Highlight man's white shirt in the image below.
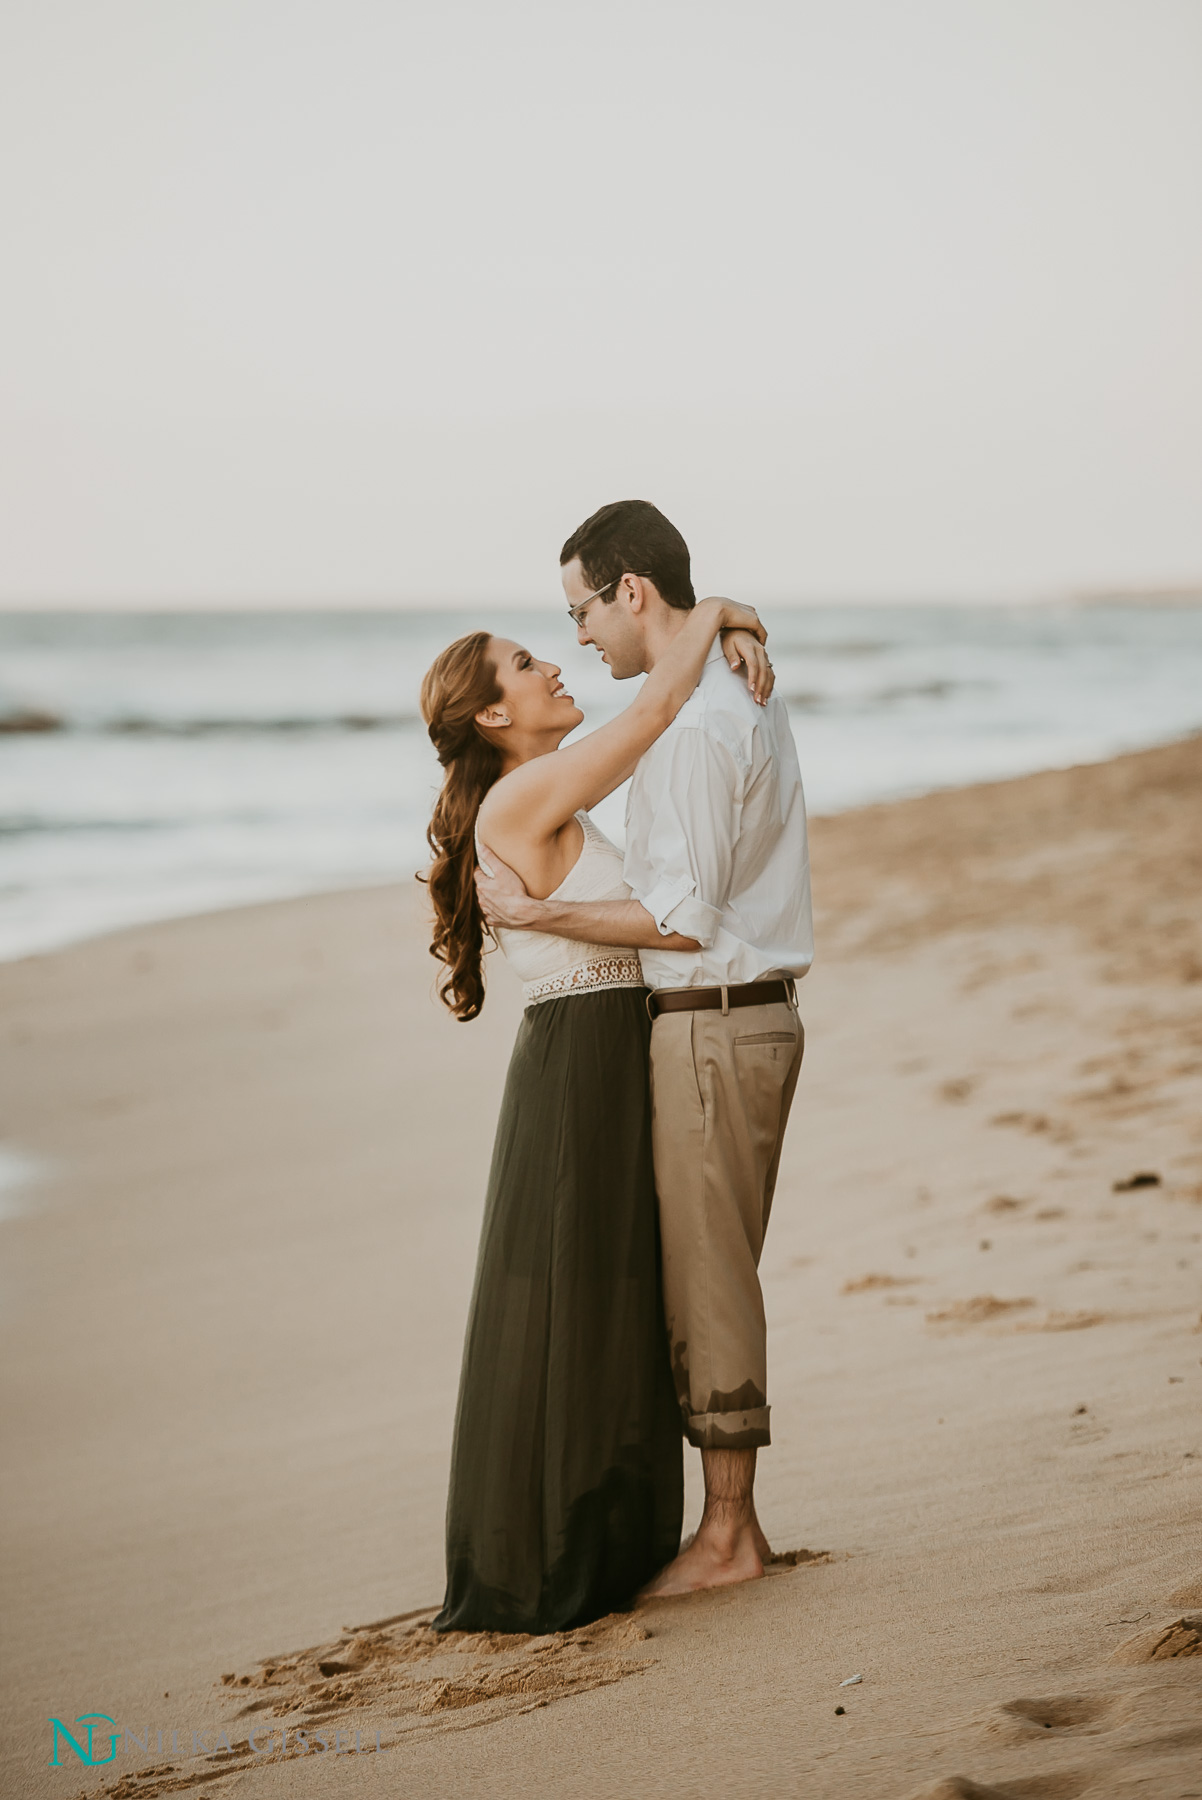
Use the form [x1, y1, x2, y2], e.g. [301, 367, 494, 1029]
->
[623, 637, 814, 991]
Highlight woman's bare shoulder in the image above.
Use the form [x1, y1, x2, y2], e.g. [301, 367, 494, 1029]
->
[476, 767, 528, 834]
[475, 771, 553, 859]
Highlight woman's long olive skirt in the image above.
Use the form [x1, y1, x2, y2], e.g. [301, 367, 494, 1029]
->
[433, 986, 684, 1634]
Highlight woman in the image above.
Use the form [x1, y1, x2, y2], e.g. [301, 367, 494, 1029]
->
[420, 597, 771, 1633]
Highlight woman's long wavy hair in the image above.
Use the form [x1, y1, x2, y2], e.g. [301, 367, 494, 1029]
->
[418, 631, 504, 1021]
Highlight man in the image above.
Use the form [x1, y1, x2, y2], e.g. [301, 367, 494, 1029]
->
[476, 499, 813, 1595]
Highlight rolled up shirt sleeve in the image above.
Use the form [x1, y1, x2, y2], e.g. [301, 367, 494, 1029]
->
[626, 727, 742, 949]
[660, 887, 723, 947]
[639, 869, 701, 936]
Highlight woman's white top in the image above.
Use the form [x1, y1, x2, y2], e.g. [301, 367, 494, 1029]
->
[477, 810, 645, 1007]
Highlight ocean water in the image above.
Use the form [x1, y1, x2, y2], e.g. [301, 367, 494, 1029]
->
[2, 604, 1200, 962]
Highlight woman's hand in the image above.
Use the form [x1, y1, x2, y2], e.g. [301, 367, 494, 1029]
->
[721, 628, 774, 704]
[697, 596, 773, 703]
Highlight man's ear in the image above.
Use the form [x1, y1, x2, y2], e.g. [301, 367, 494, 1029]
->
[623, 573, 648, 615]
[475, 705, 511, 731]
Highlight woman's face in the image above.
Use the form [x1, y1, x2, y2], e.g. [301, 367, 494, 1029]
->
[485, 638, 585, 742]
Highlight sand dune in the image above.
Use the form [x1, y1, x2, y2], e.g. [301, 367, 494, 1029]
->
[2, 735, 1200, 1798]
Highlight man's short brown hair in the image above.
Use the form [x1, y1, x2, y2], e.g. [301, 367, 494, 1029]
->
[560, 499, 696, 611]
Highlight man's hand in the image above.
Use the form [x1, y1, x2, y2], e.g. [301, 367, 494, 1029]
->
[476, 844, 543, 931]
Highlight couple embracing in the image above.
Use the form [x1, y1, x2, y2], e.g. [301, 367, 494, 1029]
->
[420, 499, 813, 1633]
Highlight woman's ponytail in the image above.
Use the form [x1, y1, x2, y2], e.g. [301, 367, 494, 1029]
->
[418, 632, 503, 1021]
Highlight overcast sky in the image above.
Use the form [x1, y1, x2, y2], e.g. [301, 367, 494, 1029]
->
[2, 1, 1200, 607]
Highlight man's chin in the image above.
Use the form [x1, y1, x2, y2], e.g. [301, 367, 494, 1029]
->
[595, 646, 637, 679]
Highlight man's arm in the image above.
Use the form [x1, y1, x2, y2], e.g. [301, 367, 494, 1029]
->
[477, 878, 700, 952]
[624, 727, 741, 948]
[477, 724, 741, 956]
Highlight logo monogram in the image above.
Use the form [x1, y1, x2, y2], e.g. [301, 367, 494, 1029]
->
[48, 1713, 118, 1766]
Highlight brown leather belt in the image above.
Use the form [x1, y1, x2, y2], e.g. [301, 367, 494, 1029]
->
[646, 978, 796, 1020]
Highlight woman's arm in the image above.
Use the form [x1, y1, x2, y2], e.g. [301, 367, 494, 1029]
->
[478, 598, 766, 849]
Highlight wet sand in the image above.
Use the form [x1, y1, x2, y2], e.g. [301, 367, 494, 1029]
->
[2, 735, 1200, 1799]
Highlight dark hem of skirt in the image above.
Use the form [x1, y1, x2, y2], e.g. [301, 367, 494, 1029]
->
[433, 986, 683, 1636]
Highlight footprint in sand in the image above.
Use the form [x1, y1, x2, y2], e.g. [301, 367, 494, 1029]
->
[926, 1296, 1036, 1326]
[939, 1077, 978, 1103]
[910, 1578, 1202, 1800]
[842, 1272, 923, 1294]
[986, 1692, 1123, 1744]
[77, 1614, 662, 1800]
[111, 1602, 664, 1800]
[909, 1676, 1202, 1800]
[989, 1110, 1077, 1146]
[1015, 1310, 1110, 1333]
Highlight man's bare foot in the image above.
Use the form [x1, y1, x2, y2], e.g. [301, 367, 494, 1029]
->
[638, 1523, 764, 1599]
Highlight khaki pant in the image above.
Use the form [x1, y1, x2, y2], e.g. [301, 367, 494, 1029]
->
[649, 995, 804, 1450]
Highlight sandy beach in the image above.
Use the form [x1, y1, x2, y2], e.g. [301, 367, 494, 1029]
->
[3, 734, 1200, 1800]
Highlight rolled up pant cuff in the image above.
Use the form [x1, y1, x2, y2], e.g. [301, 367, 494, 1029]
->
[685, 1404, 771, 1450]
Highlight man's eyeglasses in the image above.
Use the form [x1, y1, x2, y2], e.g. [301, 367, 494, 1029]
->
[566, 573, 651, 630]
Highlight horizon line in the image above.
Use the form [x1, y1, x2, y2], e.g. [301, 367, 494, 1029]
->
[2, 583, 1201, 615]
